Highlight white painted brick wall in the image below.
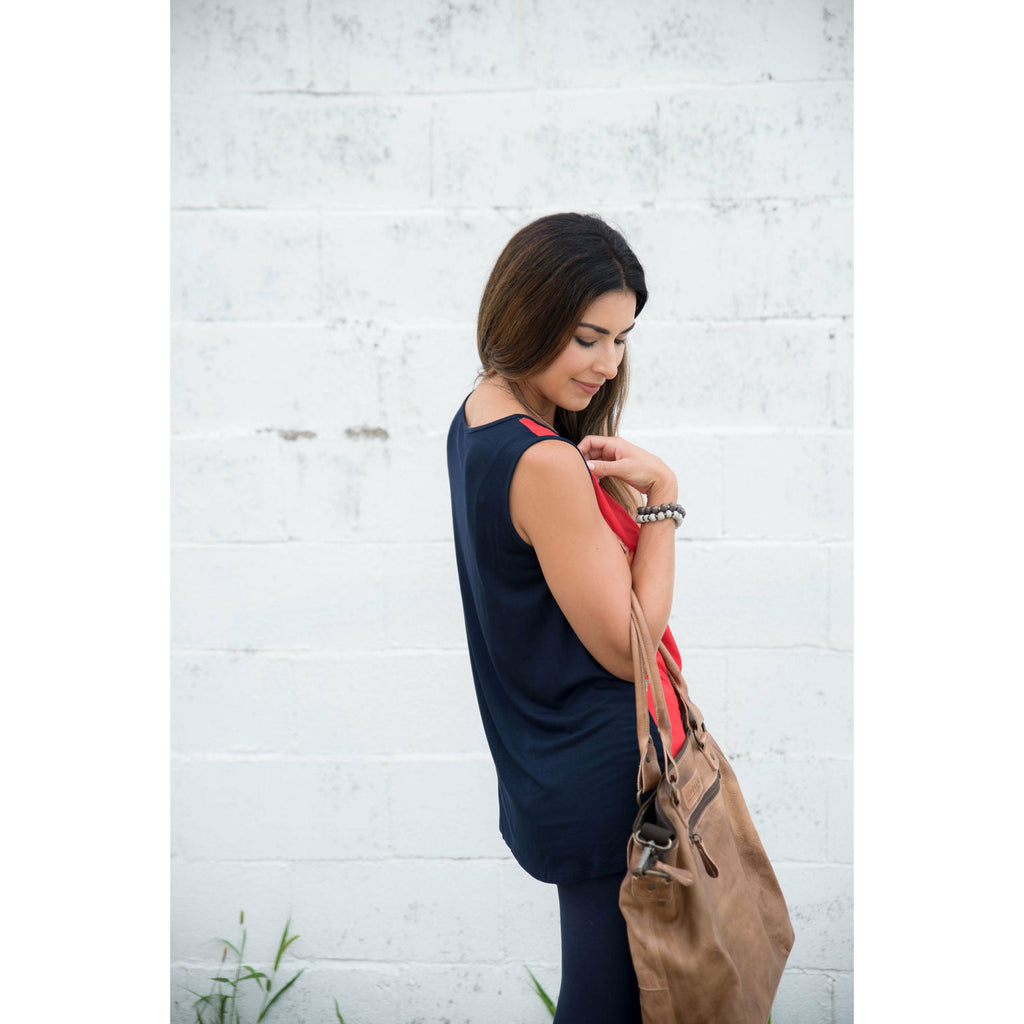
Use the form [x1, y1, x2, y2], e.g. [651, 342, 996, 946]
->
[171, 2, 853, 1021]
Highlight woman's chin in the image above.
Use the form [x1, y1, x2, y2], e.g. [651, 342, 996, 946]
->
[563, 393, 595, 411]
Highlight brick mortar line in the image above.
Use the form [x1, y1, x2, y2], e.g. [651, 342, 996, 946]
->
[171, 855, 514, 866]
[170, 538, 852, 549]
[172, 78, 853, 101]
[172, 752, 492, 763]
[170, 194, 855, 213]
[169, 855, 850, 867]
[170, 314, 851, 328]
[169, 643, 850, 655]
[170, 643, 853, 655]
[170, 750, 852, 762]
[171, 856, 849, 866]
[169, 195, 853, 216]
[170, 752, 850, 765]
[783, 967, 854, 975]
[170, 315, 852, 328]
[171, 647, 472, 658]
[170, 534, 852, 544]
[173, 958, 852, 972]
[169, 426, 853, 441]
[171, 957, 542, 970]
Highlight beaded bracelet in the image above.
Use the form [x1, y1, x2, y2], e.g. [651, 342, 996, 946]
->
[635, 503, 686, 529]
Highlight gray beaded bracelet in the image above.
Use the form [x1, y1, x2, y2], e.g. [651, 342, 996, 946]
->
[635, 502, 686, 529]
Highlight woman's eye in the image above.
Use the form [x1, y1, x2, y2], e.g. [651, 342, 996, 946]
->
[574, 335, 628, 348]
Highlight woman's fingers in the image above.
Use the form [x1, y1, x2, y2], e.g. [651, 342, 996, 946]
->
[585, 454, 660, 493]
[579, 434, 675, 496]
[585, 458, 620, 479]
[578, 434, 637, 464]
[577, 435, 617, 461]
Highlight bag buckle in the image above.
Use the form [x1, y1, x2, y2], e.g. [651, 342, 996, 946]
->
[633, 831, 674, 876]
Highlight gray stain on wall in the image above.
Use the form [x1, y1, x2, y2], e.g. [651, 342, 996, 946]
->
[345, 426, 389, 440]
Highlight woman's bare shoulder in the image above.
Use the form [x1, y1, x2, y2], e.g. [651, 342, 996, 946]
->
[509, 438, 599, 544]
[514, 433, 588, 480]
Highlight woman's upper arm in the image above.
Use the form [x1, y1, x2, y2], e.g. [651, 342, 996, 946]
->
[509, 440, 633, 679]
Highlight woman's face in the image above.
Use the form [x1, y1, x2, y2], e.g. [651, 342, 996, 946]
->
[522, 289, 636, 420]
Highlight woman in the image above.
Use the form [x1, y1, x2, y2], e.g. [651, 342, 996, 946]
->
[446, 213, 688, 1023]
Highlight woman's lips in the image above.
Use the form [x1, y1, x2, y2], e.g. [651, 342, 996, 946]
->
[573, 379, 601, 395]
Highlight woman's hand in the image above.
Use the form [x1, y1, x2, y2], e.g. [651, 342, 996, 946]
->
[578, 435, 677, 502]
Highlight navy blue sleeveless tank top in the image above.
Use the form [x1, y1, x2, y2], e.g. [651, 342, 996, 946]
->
[447, 399, 663, 884]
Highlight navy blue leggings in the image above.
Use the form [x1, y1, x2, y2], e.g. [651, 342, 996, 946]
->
[553, 872, 643, 1023]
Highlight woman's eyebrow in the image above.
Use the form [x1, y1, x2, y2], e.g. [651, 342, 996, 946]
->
[578, 321, 636, 335]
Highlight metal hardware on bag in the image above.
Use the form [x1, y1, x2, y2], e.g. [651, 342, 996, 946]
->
[686, 708, 704, 748]
[691, 832, 720, 878]
[636, 844, 656, 875]
[665, 753, 681, 805]
[634, 831, 674, 876]
[639, 869, 671, 882]
[635, 829, 674, 847]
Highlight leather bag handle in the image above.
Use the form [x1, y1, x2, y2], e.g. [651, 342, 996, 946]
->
[630, 593, 716, 800]
[656, 640, 708, 745]
[631, 593, 669, 796]
[630, 591, 681, 799]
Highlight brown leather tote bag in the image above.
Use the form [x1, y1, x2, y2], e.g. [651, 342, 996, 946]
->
[619, 593, 795, 1023]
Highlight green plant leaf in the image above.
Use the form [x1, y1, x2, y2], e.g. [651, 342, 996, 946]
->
[216, 938, 242, 957]
[256, 968, 304, 1022]
[239, 967, 269, 989]
[525, 967, 556, 1017]
[334, 997, 345, 1023]
[273, 921, 301, 972]
[191, 993, 216, 1014]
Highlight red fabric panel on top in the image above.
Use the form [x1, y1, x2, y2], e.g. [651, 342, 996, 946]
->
[517, 417, 686, 756]
[518, 417, 558, 437]
[590, 477, 686, 756]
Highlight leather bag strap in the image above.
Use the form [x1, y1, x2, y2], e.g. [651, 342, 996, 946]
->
[657, 639, 712, 751]
[630, 591, 678, 798]
[655, 642, 695, 732]
[631, 595, 667, 795]
[630, 592, 719, 798]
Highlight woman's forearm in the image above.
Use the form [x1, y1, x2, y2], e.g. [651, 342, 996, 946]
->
[628, 474, 678, 646]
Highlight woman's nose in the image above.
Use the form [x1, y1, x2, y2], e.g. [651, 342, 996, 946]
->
[593, 342, 619, 379]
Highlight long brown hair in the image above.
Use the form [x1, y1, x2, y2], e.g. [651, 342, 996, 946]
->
[477, 212, 648, 511]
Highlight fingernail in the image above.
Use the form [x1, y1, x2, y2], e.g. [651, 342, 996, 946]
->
[586, 461, 595, 470]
